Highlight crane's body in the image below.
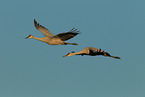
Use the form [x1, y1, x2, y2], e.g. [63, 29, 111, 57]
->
[63, 47, 120, 59]
[27, 35, 76, 45]
[25, 19, 79, 45]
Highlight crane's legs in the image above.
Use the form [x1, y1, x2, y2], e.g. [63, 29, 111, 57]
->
[64, 42, 78, 45]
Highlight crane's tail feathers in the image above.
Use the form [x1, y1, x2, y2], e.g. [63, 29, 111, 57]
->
[110, 56, 121, 59]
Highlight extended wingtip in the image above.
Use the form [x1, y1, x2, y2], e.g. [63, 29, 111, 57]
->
[34, 19, 39, 29]
[34, 19, 36, 23]
[70, 28, 80, 33]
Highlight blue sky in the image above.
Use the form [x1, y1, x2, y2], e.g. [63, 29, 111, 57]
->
[1, 0, 145, 97]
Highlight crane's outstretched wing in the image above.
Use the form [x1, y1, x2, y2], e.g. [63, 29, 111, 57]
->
[54, 28, 79, 41]
[89, 47, 121, 59]
[34, 19, 54, 37]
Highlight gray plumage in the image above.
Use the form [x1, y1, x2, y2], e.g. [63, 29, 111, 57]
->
[63, 47, 121, 59]
[25, 19, 79, 45]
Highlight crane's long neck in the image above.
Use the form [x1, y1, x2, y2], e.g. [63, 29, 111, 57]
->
[31, 36, 46, 42]
[68, 51, 85, 56]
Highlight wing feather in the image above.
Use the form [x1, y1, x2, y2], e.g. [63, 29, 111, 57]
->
[54, 28, 79, 41]
[34, 19, 54, 37]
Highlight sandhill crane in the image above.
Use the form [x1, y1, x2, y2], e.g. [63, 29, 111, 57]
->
[25, 19, 79, 45]
[63, 47, 120, 59]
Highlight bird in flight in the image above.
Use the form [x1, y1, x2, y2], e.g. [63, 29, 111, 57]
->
[25, 19, 79, 45]
[63, 47, 120, 59]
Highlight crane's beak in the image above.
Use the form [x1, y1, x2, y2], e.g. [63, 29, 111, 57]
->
[25, 36, 29, 39]
[63, 55, 67, 57]
[63, 53, 70, 57]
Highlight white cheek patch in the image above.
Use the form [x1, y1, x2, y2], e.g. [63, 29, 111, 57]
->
[29, 35, 33, 38]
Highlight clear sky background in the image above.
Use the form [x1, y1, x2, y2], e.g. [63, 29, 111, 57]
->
[1, 0, 145, 97]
